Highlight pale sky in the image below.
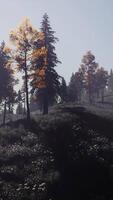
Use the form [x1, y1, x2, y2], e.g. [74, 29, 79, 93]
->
[0, 0, 113, 83]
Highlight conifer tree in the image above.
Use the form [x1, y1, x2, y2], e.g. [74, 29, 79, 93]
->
[68, 71, 84, 102]
[60, 77, 67, 102]
[32, 13, 61, 114]
[68, 73, 78, 102]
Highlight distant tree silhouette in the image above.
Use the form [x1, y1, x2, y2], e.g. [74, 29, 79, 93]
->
[95, 67, 108, 103]
[68, 73, 78, 102]
[108, 69, 113, 93]
[16, 90, 23, 114]
[0, 42, 15, 124]
[68, 71, 84, 102]
[60, 77, 67, 103]
[80, 51, 98, 104]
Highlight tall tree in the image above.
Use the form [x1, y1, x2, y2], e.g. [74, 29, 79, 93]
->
[68, 71, 84, 102]
[80, 51, 98, 104]
[68, 73, 77, 102]
[16, 90, 23, 114]
[74, 71, 84, 102]
[31, 13, 61, 114]
[60, 77, 67, 103]
[10, 18, 43, 121]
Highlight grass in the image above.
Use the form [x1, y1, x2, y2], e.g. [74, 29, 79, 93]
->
[0, 103, 113, 199]
[0, 123, 55, 200]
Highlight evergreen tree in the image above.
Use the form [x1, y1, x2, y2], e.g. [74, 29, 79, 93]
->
[32, 13, 61, 114]
[68, 73, 78, 102]
[68, 71, 84, 102]
[60, 77, 67, 102]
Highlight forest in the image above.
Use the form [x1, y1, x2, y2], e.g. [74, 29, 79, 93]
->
[0, 13, 113, 124]
[0, 12, 113, 200]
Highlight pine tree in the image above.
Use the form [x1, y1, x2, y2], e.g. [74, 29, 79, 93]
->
[68, 71, 84, 102]
[31, 13, 61, 114]
[60, 77, 67, 102]
[68, 73, 77, 102]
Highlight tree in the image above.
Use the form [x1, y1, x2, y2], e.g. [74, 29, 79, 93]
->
[68, 71, 84, 102]
[6, 88, 17, 114]
[80, 51, 98, 104]
[68, 73, 77, 102]
[60, 77, 67, 103]
[10, 18, 43, 121]
[16, 90, 23, 114]
[95, 67, 108, 103]
[0, 42, 15, 124]
[31, 13, 61, 114]
[108, 69, 113, 93]
[74, 71, 84, 102]
[16, 103, 24, 115]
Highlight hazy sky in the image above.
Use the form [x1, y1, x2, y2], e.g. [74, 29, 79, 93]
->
[1, 0, 113, 83]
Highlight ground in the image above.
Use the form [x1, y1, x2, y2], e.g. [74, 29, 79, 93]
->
[0, 103, 113, 199]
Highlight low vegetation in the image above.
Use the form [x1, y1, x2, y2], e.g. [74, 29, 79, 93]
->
[0, 105, 112, 199]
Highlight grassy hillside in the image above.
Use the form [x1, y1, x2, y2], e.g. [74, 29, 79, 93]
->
[0, 104, 113, 199]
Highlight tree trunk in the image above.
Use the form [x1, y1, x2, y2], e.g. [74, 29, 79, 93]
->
[23, 99, 26, 115]
[3, 100, 6, 125]
[8, 102, 11, 113]
[43, 88, 48, 115]
[24, 51, 30, 122]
